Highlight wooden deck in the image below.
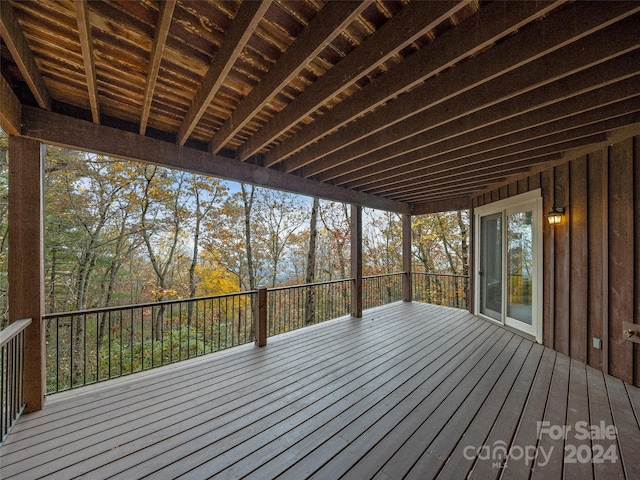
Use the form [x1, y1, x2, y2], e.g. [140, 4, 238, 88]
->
[2, 302, 639, 479]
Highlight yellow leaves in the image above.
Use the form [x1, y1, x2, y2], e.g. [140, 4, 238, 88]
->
[196, 253, 239, 296]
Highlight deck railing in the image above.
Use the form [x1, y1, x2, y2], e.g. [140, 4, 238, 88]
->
[43, 292, 255, 393]
[43, 272, 470, 393]
[1, 318, 31, 445]
[363, 273, 404, 309]
[412, 272, 469, 309]
[268, 279, 351, 336]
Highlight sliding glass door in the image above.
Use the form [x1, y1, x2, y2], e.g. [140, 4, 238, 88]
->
[475, 191, 542, 341]
[479, 213, 502, 321]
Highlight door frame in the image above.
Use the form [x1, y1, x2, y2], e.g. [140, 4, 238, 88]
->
[474, 189, 543, 343]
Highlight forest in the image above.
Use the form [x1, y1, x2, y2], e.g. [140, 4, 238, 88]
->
[0, 129, 469, 325]
[1, 131, 469, 391]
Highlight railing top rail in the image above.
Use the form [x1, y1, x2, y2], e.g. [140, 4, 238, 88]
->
[412, 272, 469, 279]
[43, 290, 257, 319]
[0, 318, 32, 348]
[362, 272, 404, 279]
[267, 278, 353, 292]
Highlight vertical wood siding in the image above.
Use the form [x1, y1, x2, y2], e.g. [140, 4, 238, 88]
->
[473, 135, 640, 386]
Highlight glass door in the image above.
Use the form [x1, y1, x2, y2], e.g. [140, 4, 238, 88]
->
[475, 191, 542, 341]
[479, 213, 502, 321]
[505, 208, 535, 336]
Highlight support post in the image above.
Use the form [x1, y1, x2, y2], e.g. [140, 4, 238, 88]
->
[402, 214, 412, 302]
[351, 205, 363, 318]
[8, 136, 45, 412]
[254, 286, 267, 347]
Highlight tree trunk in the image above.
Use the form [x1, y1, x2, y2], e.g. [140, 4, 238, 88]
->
[241, 184, 256, 291]
[305, 197, 319, 325]
[188, 189, 202, 325]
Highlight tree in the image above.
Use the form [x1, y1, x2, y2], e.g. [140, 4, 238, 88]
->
[136, 166, 188, 339]
[362, 209, 402, 275]
[305, 197, 320, 325]
[318, 201, 350, 280]
[254, 189, 307, 288]
[241, 184, 257, 290]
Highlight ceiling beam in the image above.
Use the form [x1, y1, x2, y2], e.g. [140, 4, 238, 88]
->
[394, 123, 640, 202]
[177, 0, 270, 146]
[0, 1, 52, 110]
[473, 122, 640, 197]
[0, 75, 21, 136]
[139, 0, 176, 135]
[412, 197, 471, 216]
[338, 78, 640, 189]
[376, 130, 618, 198]
[412, 179, 520, 204]
[271, 0, 564, 170]
[235, 0, 470, 161]
[208, 1, 370, 154]
[289, 4, 640, 177]
[397, 164, 558, 202]
[20, 106, 409, 214]
[74, 0, 100, 123]
[363, 103, 640, 195]
[318, 61, 640, 189]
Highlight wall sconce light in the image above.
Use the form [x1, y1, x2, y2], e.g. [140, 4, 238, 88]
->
[545, 206, 564, 225]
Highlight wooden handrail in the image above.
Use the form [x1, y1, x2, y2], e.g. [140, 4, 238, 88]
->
[0, 318, 32, 349]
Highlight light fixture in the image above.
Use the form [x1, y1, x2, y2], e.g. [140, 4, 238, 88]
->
[545, 206, 564, 225]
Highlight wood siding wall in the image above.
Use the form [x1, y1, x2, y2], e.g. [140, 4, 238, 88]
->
[472, 136, 640, 387]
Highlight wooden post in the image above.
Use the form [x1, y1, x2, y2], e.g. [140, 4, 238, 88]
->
[8, 136, 45, 412]
[254, 287, 267, 347]
[402, 214, 412, 302]
[351, 205, 363, 318]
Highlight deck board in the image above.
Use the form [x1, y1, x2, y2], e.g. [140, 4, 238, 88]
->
[1, 302, 639, 480]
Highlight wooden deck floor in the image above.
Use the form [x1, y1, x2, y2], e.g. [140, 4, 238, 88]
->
[2, 302, 639, 480]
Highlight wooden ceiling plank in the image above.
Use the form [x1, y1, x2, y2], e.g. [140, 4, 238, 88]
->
[360, 101, 640, 194]
[74, 0, 100, 123]
[386, 136, 605, 200]
[0, 1, 52, 110]
[393, 164, 557, 202]
[177, 0, 271, 146]
[308, 29, 640, 184]
[21, 106, 409, 214]
[473, 122, 640, 197]
[272, 0, 563, 171]
[411, 197, 472, 216]
[235, 0, 469, 161]
[290, 5, 640, 178]
[370, 125, 625, 197]
[407, 180, 516, 203]
[402, 184, 513, 204]
[0, 75, 22, 136]
[337, 79, 640, 189]
[208, 1, 369, 155]
[139, 0, 176, 135]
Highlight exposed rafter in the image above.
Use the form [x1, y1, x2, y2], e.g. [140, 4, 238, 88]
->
[2, 0, 639, 213]
[0, 75, 21, 135]
[74, 0, 100, 124]
[270, 0, 564, 171]
[0, 1, 52, 110]
[139, 0, 176, 135]
[343, 91, 640, 191]
[208, 0, 371, 154]
[177, 0, 270, 146]
[235, 0, 471, 161]
[290, 5, 640, 178]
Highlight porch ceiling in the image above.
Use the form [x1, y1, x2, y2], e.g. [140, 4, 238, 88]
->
[1, 1, 639, 214]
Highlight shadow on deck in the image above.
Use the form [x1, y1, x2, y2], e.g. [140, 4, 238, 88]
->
[1, 302, 639, 479]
